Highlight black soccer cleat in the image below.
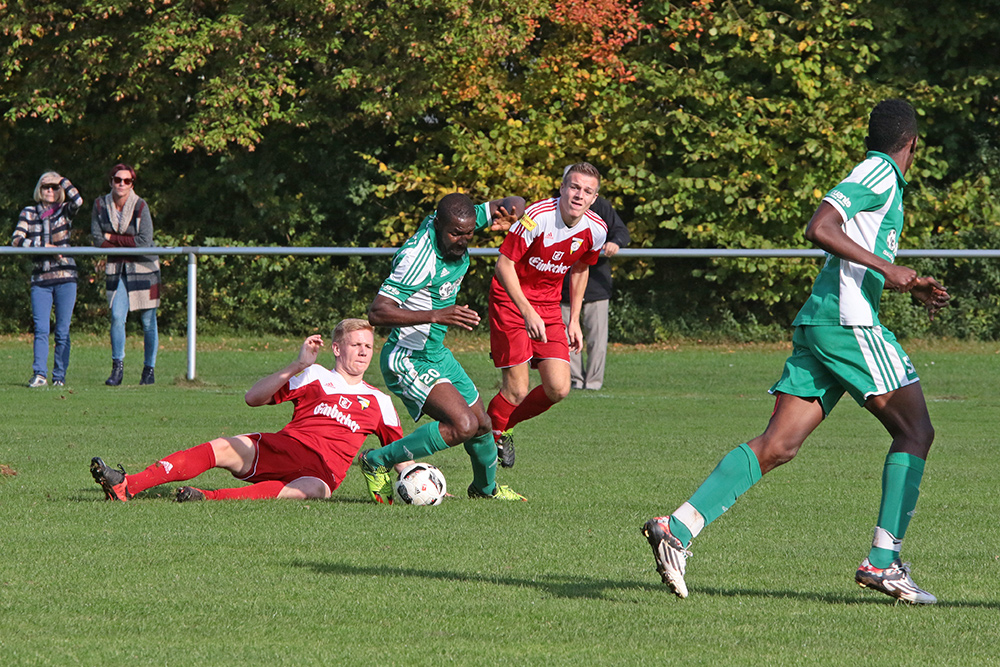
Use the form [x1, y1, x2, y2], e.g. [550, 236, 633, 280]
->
[90, 456, 132, 501]
[175, 486, 206, 503]
[494, 429, 515, 469]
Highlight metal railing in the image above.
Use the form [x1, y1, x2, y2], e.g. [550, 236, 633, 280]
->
[4, 245, 998, 379]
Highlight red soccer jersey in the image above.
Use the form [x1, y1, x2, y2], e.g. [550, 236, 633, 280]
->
[272, 364, 403, 484]
[493, 197, 608, 306]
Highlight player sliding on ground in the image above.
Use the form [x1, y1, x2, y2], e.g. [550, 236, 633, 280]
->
[90, 319, 405, 502]
[643, 99, 950, 604]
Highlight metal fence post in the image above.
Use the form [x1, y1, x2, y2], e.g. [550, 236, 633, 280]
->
[187, 251, 197, 380]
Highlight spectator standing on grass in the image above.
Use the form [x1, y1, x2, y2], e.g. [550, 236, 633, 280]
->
[90, 319, 404, 502]
[559, 193, 631, 391]
[642, 99, 950, 604]
[91, 163, 160, 386]
[11, 172, 83, 388]
[360, 192, 528, 503]
[485, 162, 608, 469]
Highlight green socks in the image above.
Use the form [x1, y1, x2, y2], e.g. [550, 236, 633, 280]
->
[366, 421, 449, 468]
[670, 443, 763, 547]
[464, 431, 498, 494]
[868, 452, 925, 568]
[365, 422, 498, 495]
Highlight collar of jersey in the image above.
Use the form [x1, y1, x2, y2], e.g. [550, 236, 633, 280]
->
[865, 151, 908, 188]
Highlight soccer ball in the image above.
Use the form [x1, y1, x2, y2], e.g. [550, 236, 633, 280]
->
[394, 463, 447, 506]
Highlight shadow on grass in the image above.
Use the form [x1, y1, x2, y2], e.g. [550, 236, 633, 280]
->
[289, 560, 1000, 609]
[290, 559, 659, 600]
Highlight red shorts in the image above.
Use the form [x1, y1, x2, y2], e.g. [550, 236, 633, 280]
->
[235, 432, 339, 491]
[489, 293, 569, 368]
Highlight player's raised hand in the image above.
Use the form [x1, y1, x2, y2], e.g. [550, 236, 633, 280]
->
[298, 334, 324, 366]
[437, 304, 481, 330]
[910, 276, 951, 321]
[489, 205, 520, 232]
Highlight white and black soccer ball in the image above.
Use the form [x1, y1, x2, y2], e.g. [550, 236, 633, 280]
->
[394, 463, 447, 506]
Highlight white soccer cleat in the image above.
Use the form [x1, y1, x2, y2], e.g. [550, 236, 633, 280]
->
[855, 557, 937, 605]
[643, 516, 692, 599]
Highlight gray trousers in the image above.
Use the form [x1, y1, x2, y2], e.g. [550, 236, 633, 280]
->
[560, 299, 609, 390]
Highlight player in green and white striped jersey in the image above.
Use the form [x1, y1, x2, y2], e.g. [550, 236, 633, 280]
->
[644, 99, 951, 604]
[362, 192, 527, 503]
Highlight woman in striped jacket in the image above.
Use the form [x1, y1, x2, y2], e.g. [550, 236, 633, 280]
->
[11, 172, 83, 388]
[91, 163, 161, 387]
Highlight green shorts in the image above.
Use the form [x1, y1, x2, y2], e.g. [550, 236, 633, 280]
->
[379, 341, 480, 422]
[770, 324, 919, 416]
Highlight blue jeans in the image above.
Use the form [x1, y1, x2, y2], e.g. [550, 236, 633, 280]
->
[110, 277, 158, 368]
[30, 281, 77, 381]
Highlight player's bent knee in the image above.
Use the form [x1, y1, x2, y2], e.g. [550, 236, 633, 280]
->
[281, 476, 331, 500]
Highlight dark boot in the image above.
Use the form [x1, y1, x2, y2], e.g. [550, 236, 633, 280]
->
[139, 365, 155, 385]
[105, 360, 124, 386]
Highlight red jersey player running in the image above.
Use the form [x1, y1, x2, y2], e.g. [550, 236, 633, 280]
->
[90, 319, 404, 502]
[487, 162, 607, 468]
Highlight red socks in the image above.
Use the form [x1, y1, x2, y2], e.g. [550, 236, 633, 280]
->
[201, 481, 286, 500]
[507, 385, 556, 430]
[487, 392, 518, 433]
[127, 442, 216, 494]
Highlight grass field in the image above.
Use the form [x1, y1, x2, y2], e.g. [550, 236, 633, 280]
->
[2, 333, 999, 665]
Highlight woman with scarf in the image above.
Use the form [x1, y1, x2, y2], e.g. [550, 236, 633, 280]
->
[11, 172, 84, 388]
[91, 163, 161, 386]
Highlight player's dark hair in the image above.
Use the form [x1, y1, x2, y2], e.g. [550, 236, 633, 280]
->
[865, 99, 918, 154]
[436, 192, 476, 225]
[562, 162, 601, 190]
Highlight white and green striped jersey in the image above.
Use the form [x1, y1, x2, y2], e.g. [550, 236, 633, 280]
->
[378, 203, 490, 352]
[793, 151, 908, 327]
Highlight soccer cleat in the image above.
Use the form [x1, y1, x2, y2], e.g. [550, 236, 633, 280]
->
[359, 449, 393, 504]
[642, 516, 692, 599]
[175, 486, 206, 502]
[494, 429, 515, 469]
[90, 456, 132, 501]
[28, 374, 47, 388]
[855, 557, 937, 604]
[467, 483, 527, 501]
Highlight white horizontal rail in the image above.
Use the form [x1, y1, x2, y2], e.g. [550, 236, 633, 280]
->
[3, 245, 997, 379]
[4, 246, 1000, 258]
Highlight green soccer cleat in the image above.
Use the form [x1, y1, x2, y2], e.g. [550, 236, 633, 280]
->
[494, 429, 515, 469]
[467, 483, 526, 501]
[359, 449, 393, 504]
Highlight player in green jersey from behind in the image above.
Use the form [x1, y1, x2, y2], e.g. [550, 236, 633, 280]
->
[643, 99, 950, 604]
[362, 192, 527, 503]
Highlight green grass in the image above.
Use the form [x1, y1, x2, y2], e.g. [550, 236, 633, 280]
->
[2, 334, 999, 665]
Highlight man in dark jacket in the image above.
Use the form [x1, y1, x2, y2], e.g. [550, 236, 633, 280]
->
[559, 195, 630, 390]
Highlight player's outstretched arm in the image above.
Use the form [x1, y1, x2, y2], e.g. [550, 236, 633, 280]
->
[487, 196, 526, 232]
[804, 202, 917, 291]
[368, 294, 481, 331]
[244, 334, 323, 406]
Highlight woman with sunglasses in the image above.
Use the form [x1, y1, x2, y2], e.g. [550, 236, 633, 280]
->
[11, 172, 84, 388]
[91, 163, 161, 386]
